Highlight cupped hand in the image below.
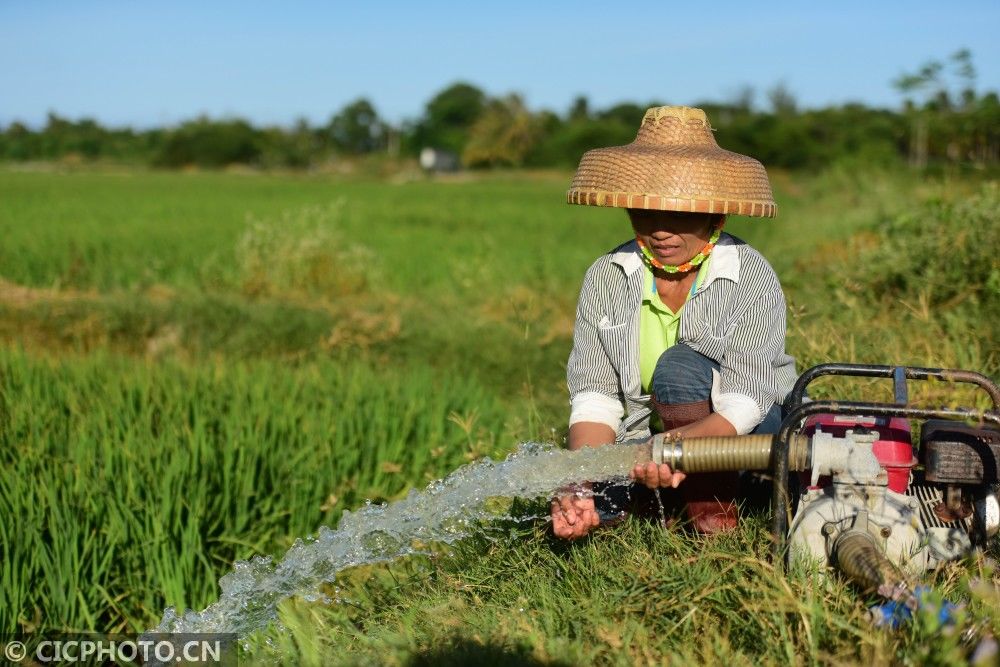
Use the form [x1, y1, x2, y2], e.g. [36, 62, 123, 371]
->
[631, 460, 686, 489]
[550, 484, 600, 539]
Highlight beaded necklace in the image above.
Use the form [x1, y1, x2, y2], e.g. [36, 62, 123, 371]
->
[635, 222, 724, 274]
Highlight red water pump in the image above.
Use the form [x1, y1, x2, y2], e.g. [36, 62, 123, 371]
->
[647, 363, 1000, 598]
[772, 364, 1000, 575]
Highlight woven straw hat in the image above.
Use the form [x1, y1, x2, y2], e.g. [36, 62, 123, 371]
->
[567, 106, 776, 217]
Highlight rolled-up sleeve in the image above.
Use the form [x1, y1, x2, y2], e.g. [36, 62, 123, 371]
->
[714, 275, 787, 434]
[567, 262, 625, 431]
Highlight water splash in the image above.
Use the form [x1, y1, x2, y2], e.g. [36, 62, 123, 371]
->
[152, 441, 653, 637]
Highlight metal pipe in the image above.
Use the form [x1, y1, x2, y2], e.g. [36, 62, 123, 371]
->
[649, 433, 810, 473]
[785, 363, 1000, 413]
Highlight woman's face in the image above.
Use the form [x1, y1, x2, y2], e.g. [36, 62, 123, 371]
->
[628, 209, 720, 266]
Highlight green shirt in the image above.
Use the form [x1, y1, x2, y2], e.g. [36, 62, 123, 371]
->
[638, 256, 712, 395]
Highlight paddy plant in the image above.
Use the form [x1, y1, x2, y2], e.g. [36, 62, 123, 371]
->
[0, 348, 512, 633]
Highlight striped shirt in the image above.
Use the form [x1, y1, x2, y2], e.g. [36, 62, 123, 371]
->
[567, 232, 798, 441]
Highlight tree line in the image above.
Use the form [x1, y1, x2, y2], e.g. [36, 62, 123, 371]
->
[2, 51, 996, 172]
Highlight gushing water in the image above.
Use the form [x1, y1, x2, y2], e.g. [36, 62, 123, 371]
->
[152, 441, 652, 638]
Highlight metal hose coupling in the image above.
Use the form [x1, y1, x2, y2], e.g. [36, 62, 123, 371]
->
[649, 433, 810, 473]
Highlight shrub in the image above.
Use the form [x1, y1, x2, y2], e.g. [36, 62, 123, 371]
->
[865, 183, 999, 322]
[153, 118, 262, 168]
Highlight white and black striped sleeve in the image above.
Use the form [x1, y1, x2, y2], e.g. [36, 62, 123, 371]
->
[566, 260, 625, 430]
[714, 261, 787, 434]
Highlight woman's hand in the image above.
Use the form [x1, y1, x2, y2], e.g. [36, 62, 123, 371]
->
[633, 430, 688, 489]
[631, 460, 687, 489]
[550, 483, 600, 539]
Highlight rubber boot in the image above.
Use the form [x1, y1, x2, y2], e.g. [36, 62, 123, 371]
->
[652, 395, 740, 534]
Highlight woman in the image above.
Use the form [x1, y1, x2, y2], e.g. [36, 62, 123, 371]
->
[551, 106, 798, 539]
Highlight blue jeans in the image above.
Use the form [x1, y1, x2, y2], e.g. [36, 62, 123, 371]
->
[594, 342, 783, 521]
[651, 342, 783, 433]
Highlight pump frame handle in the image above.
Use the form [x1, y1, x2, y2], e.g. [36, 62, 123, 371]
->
[785, 363, 1000, 413]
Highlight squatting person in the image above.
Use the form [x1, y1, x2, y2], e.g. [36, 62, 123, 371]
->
[550, 106, 799, 538]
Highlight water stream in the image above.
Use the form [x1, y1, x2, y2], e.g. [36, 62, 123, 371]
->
[151, 441, 653, 638]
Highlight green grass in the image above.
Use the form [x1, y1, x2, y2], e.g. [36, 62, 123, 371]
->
[1, 164, 997, 663]
[253, 517, 996, 666]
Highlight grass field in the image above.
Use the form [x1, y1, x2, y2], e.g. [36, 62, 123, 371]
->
[1, 164, 998, 664]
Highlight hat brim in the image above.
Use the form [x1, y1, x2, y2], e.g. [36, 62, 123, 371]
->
[567, 142, 776, 218]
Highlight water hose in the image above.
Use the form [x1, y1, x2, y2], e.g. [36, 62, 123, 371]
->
[645, 433, 810, 473]
[832, 530, 912, 601]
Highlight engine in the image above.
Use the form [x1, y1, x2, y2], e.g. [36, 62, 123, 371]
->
[788, 413, 1000, 575]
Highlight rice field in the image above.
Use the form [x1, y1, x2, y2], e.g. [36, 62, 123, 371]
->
[1, 164, 997, 664]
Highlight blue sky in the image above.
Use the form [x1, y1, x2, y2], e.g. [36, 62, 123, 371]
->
[2, 0, 998, 129]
